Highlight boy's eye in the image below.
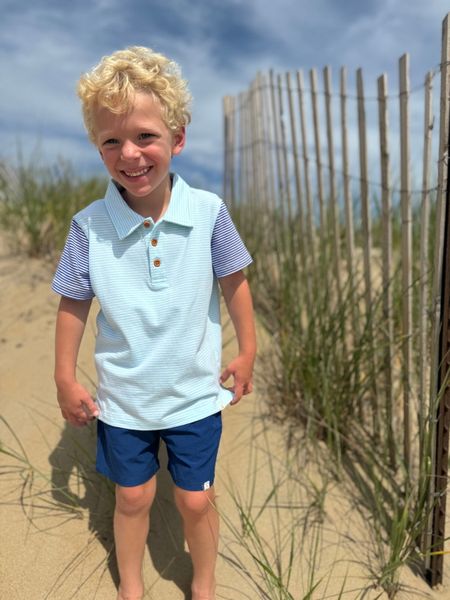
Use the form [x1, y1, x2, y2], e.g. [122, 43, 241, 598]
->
[139, 133, 157, 140]
[102, 138, 119, 146]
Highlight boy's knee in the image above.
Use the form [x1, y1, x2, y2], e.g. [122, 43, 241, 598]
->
[174, 487, 215, 518]
[115, 478, 156, 516]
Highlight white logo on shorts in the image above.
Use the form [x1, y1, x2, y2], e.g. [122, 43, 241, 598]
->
[203, 481, 210, 490]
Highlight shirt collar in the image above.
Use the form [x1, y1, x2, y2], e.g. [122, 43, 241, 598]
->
[162, 174, 194, 228]
[104, 173, 193, 240]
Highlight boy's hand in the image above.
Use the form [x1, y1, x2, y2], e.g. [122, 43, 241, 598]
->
[56, 381, 99, 427]
[220, 354, 254, 405]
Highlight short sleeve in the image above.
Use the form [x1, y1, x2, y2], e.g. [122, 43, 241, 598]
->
[211, 202, 252, 278]
[52, 220, 95, 300]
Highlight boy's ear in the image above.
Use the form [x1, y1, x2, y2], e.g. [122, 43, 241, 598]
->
[172, 127, 186, 157]
[98, 149, 104, 161]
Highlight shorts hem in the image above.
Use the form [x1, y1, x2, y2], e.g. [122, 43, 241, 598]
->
[96, 464, 159, 487]
[173, 477, 216, 492]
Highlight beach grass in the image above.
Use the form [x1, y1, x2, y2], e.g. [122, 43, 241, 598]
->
[233, 194, 440, 596]
[0, 158, 444, 597]
[0, 154, 106, 257]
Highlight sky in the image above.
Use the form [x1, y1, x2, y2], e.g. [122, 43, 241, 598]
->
[1, 0, 449, 195]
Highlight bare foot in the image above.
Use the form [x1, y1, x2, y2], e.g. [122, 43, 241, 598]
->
[191, 585, 216, 600]
[116, 586, 144, 600]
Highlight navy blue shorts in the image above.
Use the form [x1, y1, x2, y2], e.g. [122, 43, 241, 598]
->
[96, 412, 222, 491]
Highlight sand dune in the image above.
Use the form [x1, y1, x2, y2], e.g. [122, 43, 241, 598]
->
[0, 242, 449, 599]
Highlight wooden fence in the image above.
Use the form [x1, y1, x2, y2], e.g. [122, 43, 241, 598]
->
[223, 13, 450, 586]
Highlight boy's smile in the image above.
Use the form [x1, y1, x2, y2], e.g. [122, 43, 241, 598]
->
[94, 92, 185, 219]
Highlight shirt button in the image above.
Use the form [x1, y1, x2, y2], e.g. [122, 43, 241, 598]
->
[151, 238, 158, 247]
[153, 259, 161, 267]
[143, 221, 151, 228]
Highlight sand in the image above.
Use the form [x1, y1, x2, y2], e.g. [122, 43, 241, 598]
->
[0, 241, 449, 600]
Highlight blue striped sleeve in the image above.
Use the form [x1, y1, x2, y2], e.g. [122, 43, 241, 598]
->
[211, 202, 253, 278]
[52, 220, 95, 300]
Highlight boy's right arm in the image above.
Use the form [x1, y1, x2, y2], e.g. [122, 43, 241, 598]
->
[54, 296, 99, 427]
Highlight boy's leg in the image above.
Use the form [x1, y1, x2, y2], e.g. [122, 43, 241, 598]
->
[96, 421, 161, 599]
[174, 485, 219, 600]
[114, 476, 157, 600]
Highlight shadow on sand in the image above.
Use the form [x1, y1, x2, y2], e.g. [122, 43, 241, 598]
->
[48, 421, 193, 598]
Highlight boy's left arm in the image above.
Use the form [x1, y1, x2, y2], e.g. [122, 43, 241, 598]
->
[219, 270, 257, 405]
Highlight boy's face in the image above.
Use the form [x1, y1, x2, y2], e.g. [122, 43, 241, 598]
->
[94, 92, 185, 208]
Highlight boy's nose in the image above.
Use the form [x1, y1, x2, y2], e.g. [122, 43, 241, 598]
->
[121, 140, 140, 159]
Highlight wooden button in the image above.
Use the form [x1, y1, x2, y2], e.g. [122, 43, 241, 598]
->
[151, 238, 158, 247]
[153, 259, 161, 267]
[143, 221, 151, 228]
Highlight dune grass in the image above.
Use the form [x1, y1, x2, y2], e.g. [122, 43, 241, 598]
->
[0, 408, 379, 599]
[234, 196, 441, 597]
[0, 158, 444, 597]
[0, 154, 106, 257]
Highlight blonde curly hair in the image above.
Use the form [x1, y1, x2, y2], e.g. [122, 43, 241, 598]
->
[77, 46, 192, 143]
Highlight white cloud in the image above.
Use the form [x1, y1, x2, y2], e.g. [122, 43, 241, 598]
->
[0, 0, 448, 193]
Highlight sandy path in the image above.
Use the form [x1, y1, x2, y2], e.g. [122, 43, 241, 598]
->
[0, 244, 449, 599]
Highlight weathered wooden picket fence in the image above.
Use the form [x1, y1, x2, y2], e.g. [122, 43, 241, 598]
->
[223, 13, 450, 587]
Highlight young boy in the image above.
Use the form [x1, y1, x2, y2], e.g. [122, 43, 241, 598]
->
[52, 47, 256, 600]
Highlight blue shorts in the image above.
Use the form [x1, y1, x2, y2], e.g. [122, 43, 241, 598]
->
[96, 412, 222, 491]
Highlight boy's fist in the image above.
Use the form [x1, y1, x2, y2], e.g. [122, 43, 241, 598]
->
[220, 355, 254, 405]
[56, 381, 99, 427]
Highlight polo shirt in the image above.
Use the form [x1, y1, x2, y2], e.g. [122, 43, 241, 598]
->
[52, 173, 252, 430]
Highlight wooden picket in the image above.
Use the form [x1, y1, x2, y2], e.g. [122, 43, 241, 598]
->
[223, 13, 450, 586]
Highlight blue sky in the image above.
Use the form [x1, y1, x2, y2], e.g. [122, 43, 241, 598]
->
[1, 0, 449, 194]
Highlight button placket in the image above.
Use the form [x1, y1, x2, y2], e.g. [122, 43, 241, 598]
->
[147, 226, 166, 287]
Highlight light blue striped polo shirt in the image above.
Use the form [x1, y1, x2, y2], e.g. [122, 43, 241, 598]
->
[52, 173, 252, 430]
